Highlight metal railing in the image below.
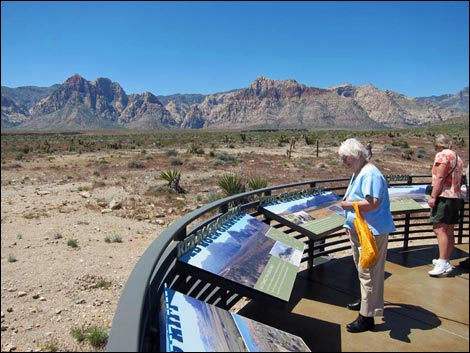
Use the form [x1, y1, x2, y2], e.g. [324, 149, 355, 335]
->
[106, 175, 469, 352]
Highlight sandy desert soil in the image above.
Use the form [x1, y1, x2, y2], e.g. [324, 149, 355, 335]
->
[1, 132, 465, 352]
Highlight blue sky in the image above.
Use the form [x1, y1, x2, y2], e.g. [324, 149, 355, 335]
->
[1, 1, 468, 97]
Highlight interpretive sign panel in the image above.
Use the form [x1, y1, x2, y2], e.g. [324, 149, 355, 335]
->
[261, 191, 344, 239]
[178, 212, 305, 301]
[388, 184, 430, 213]
[160, 286, 311, 352]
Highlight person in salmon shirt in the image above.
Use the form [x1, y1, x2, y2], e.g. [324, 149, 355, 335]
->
[428, 134, 465, 277]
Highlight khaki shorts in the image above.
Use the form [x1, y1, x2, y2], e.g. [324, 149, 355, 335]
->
[430, 197, 463, 224]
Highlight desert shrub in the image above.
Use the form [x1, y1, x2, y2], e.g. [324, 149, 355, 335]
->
[96, 278, 113, 289]
[247, 176, 268, 190]
[86, 327, 109, 348]
[416, 147, 428, 159]
[71, 327, 88, 343]
[169, 156, 183, 165]
[127, 160, 144, 168]
[206, 192, 223, 203]
[166, 149, 178, 157]
[278, 135, 291, 145]
[382, 144, 400, 153]
[391, 139, 409, 149]
[304, 133, 317, 145]
[67, 239, 78, 248]
[213, 152, 236, 162]
[40, 339, 60, 352]
[111, 235, 122, 243]
[187, 143, 204, 154]
[92, 180, 106, 189]
[453, 136, 466, 147]
[7, 162, 22, 169]
[22, 145, 31, 154]
[71, 325, 108, 348]
[211, 159, 225, 167]
[401, 149, 414, 160]
[218, 173, 245, 196]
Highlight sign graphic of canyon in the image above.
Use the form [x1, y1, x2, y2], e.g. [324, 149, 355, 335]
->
[179, 213, 305, 301]
[160, 286, 310, 352]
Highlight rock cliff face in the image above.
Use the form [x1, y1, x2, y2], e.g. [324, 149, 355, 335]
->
[416, 87, 469, 113]
[1, 95, 30, 127]
[1, 74, 467, 130]
[3, 75, 176, 130]
[180, 77, 380, 129]
[30, 75, 128, 119]
[331, 84, 455, 128]
[119, 92, 177, 129]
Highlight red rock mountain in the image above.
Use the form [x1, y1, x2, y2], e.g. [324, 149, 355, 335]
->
[1, 74, 465, 130]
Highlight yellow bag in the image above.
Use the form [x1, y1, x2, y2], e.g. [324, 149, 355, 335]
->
[353, 201, 379, 268]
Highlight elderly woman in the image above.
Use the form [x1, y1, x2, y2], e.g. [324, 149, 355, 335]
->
[339, 138, 395, 333]
[428, 134, 464, 276]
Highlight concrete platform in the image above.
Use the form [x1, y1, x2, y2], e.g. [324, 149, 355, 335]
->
[237, 243, 469, 352]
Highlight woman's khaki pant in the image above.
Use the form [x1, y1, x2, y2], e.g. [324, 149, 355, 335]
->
[349, 230, 389, 317]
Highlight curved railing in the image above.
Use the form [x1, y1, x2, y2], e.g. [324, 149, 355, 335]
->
[106, 175, 469, 352]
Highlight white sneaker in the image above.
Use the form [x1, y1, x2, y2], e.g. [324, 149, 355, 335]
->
[432, 259, 439, 265]
[428, 261, 453, 276]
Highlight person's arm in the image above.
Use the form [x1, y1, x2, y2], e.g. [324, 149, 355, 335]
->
[341, 195, 380, 211]
[428, 161, 447, 208]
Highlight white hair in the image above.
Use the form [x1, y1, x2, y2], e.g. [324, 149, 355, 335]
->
[434, 134, 451, 149]
[338, 138, 368, 160]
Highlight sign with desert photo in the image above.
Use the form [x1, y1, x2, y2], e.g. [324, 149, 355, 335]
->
[388, 184, 430, 213]
[261, 191, 345, 238]
[160, 286, 311, 352]
[178, 213, 305, 301]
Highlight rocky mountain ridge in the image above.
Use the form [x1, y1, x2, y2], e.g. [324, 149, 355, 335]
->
[1, 74, 468, 130]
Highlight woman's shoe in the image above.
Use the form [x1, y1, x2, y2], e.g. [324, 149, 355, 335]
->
[428, 261, 452, 276]
[347, 300, 361, 311]
[346, 314, 375, 333]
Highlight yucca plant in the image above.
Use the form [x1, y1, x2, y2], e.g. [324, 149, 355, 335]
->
[160, 168, 179, 183]
[247, 176, 268, 191]
[218, 173, 245, 196]
[160, 169, 185, 193]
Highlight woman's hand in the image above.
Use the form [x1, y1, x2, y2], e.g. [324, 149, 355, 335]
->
[428, 197, 436, 208]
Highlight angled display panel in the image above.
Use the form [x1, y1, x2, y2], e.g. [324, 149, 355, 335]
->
[388, 184, 430, 213]
[261, 191, 344, 239]
[178, 212, 305, 301]
[160, 286, 311, 352]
